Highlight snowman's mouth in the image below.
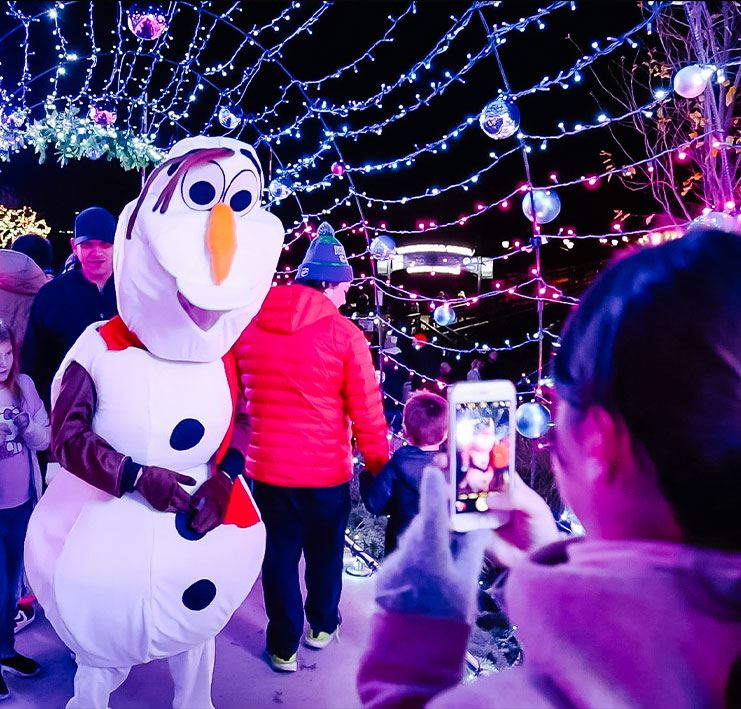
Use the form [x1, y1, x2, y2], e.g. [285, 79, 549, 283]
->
[177, 292, 227, 331]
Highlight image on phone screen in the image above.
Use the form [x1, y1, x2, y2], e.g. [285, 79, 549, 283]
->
[454, 400, 511, 514]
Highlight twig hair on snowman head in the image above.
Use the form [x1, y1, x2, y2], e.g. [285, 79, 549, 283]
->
[125, 147, 235, 240]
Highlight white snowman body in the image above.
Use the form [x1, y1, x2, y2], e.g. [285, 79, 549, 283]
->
[26, 326, 265, 667]
[24, 135, 284, 672]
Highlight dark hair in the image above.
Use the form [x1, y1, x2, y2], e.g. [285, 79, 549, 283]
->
[11, 234, 53, 273]
[554, 229, 741, 550]
[298, 279, 331, 292]
[0, 323, 22, 406]
[404, 391, 448, 447]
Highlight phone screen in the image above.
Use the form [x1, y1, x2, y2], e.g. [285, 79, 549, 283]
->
[453, 400, 511, 514]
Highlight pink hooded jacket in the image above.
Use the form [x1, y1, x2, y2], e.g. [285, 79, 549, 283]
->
[358, 538, 741, 708]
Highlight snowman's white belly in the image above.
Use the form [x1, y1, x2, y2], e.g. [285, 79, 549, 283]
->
[25, 349, 265, 667]
[90, 348, 232, 473]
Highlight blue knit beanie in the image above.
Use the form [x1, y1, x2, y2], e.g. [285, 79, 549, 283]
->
[295, 222, 353, 284]
[74, 206, 117, 245]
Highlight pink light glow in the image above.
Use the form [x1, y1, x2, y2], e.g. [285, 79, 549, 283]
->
[584, 175, 599, 189]
[500, 200, 510, 210]
[475, 202, 485, 211]
[724, 200, 736, 210]
[676, 150, 689, 163]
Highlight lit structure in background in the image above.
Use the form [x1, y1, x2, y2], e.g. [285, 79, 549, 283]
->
[0, 205, 51, 248]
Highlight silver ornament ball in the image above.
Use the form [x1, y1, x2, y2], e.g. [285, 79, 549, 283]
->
[268, 177, 292, 201]
[433, 304, 456, 327]
[687, 211, 739, 234]
[522, 189, 561, 224]
[88, 101, 117, 127]
[673, 64, 710, 99]
[218, 105, 243, 130]
[479, 98, 520, 140]
[127, 4, 168, 41]
[515, 402, 551, 439]
[369, 235, 396, 259]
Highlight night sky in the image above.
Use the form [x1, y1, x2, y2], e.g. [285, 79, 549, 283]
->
[0, 1, 664, 381]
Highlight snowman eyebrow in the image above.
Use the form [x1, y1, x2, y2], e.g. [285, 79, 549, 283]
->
[239, 149, 263, 182]
[125, 147, 235, 240]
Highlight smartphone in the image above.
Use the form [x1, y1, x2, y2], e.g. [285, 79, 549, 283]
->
[448, 380, 515, 532]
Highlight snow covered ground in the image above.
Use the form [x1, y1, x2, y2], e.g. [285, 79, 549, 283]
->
[7, 553, 376, 708]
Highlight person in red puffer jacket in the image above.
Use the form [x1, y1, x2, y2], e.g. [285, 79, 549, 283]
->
[234, 221, 389, 672]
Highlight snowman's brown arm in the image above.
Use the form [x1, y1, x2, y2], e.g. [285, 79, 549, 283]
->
[51, 361, 134, 497]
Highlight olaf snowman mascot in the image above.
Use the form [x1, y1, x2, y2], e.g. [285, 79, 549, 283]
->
[25, 136, 284, 709]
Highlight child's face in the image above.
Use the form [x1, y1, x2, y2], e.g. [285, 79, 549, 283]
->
[0, 341, 13, 384]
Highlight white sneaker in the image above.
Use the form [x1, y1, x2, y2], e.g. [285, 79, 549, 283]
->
[303, 625, 340, 649]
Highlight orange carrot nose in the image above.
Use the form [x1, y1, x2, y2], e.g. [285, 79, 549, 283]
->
[206, 202, 237, 285]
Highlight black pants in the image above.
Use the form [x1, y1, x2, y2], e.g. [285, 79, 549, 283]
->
[253, 481, 351, 660]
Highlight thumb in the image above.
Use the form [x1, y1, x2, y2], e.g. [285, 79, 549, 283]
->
[416, 466, 452, 567]
[174, 473, 197, 486]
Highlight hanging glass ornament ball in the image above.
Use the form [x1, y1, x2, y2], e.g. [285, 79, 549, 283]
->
[687, 211, 739, 234]
[127, 4, 168, 41]
[433, 304, 456, 327]
[268, 176, 292, 201]
[522, 189, 561, 224]
[331, 161, 346, 177]
[515, 402, 551, 439]
[218, 105, 243, 130]
[673, 64, 710, 99]
[479, 98, 520, 140]
[369, 234, 396, 259]
[88, 101, 117, 127]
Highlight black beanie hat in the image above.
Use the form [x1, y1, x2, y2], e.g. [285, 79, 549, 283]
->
[74, 206, 116, 245]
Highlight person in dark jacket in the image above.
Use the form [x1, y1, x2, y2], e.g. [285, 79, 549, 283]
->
[22, 207, 117, 407]
[361, 391, 448, 554]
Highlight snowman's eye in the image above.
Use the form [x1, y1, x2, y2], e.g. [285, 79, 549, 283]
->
[181, 161, 225, 211]
[224, 169, 260, 216]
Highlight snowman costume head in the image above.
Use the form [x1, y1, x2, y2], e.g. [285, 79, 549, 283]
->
[115, 135, 284, 362]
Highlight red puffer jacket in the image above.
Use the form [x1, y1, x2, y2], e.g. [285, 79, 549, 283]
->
[235, 285, 389, 488]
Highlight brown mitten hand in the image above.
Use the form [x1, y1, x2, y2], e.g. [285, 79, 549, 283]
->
[135, 466, 196, 513]
[189, 472, 233, 533]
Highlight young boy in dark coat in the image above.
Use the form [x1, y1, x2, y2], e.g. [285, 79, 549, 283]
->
[360, 392, 448, 555]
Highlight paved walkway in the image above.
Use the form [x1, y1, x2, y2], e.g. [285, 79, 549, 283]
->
[7, 553, 376, 708]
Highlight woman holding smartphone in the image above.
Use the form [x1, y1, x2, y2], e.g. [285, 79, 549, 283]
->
[357, 228, 741, 708]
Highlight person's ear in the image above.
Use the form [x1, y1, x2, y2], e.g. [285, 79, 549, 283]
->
[580, 406, 621, 485]
[69, 238, 77, 257]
